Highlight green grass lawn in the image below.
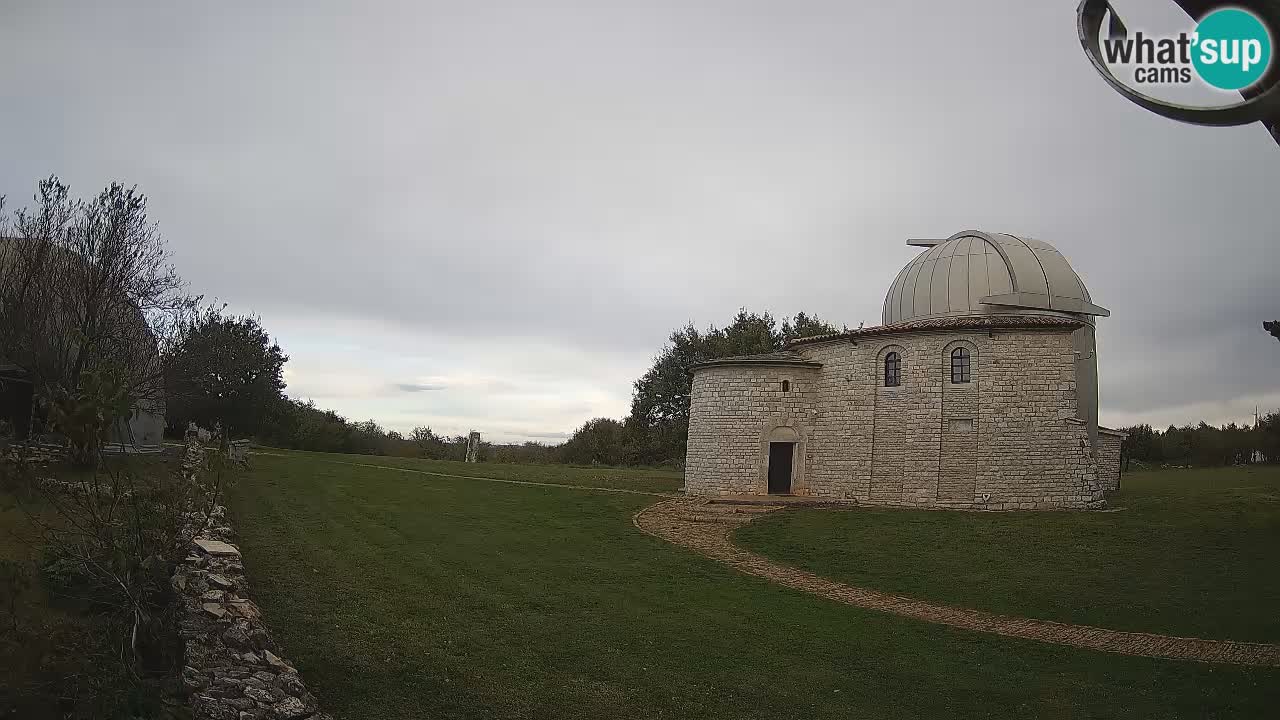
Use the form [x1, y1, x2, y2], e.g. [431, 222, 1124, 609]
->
[254, 448, 684, 494]
[736, 466, 1280, 643]
[228, 453, 1280, 719]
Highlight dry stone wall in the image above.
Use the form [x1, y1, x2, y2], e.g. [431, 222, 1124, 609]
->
[1098, 429, 1126, 491]
[686, 328, 1106, 509]
[176, 505, 332, 720]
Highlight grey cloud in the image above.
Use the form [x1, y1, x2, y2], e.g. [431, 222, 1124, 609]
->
[2, 1, 1277, 435]
[393, 383, 446, 393]
[509, 430, 572, 440]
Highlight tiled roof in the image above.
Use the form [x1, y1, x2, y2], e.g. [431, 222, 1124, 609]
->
[691, 350, 823, 372]
[689, 315, 1083, 371]
[784, 313, 1083, 349]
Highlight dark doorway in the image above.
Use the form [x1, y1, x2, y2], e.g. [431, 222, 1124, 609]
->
[0, 376, 33, 440]
[767, 442, 794, 494]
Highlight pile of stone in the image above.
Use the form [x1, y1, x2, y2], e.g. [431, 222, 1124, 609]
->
[3, 442, 66, 467]
[174, 505, 332, 720]
[228, 439, 251, 464]
[39, 476, 134, 498]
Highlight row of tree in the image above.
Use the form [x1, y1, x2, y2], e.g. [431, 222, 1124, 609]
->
[165, 325, 566, 459]
[1120, 414, 1280, 467]
[1119, 324, 1280, 468]
[252, 405, 560, 463]
[161, 300, 846, 465]
[155, 286, 845, 464]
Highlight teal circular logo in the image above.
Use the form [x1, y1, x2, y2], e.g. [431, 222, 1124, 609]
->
[1192, 8, 1273, 90]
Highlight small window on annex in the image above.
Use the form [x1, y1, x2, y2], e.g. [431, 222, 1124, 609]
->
[951, 347, 971, 384]
[781, 380, 790, 392]
[884, 352, 901, 387]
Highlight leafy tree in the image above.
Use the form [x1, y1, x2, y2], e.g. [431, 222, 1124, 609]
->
[560, 418, 626, 465]
[164, 305, 288, 437]
[411, 425, 447, 459]
[488, 441, 559, 464]
[48, 368, 134, 465]
[0, 177, 217, 467]
[1120, 417, 1279, 466]
[627, 309, 842, 465]
[0, 177, 187, 410]
[781, 311, 847, 344]
[1265, 321, 1280, 342]
[1258, 411, 1280, 462]
[1121, 424, 1157, 462]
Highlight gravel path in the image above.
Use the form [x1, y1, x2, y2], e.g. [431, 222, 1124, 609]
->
[633, 498, 1280, 668]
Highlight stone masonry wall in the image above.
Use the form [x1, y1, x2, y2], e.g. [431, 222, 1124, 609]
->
[685, 328, 1106, 509]
[176, 503, 331, 720]
[970, 333, 1101, 509]
[939, 340, 979, 503]
[685, 365, 817, 495]
[1098, 430, 1125, 492]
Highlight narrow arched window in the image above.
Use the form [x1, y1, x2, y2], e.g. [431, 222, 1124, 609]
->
[781, 380, 790, 392]
[951, 347, 971, 384]
[884, 352, 901, 387]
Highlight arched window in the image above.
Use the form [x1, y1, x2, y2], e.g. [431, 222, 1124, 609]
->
[951, 347, 971, 384]
[781, 380, 790, 392]
[884, 352, 901, 387]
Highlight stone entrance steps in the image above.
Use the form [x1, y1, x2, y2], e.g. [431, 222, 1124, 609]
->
[669, 494, 844, 524]
[705, 494, 837, 507]
[670, 497, 784, 524]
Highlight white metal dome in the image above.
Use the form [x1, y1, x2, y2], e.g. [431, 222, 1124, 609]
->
[882, 230, 1108, 326]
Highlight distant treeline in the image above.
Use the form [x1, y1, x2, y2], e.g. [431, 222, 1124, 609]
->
[169, 308, 843, 467]
[160, 300, 1280, 470]
[1120, 412, 1280, 468]
[244, 399, 653, 466]
[201, 397, 565, 464]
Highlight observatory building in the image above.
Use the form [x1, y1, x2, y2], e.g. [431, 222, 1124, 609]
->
[684, 230, 1125, 510]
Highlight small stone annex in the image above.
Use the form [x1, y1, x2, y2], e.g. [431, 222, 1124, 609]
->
[684, 230, 1127, 510]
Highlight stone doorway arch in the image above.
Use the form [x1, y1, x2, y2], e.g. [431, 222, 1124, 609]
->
[761, 425, 804, 495]
[767, 426, 800, 443]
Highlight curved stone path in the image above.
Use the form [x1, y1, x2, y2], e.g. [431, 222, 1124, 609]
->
[633, 498, 1280, 668]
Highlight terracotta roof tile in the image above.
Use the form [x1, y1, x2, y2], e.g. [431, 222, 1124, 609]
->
[784, 314, 1083, 349]
[690, 350, 822, 372]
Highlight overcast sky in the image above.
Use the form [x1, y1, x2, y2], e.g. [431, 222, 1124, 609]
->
[2, 0, 1277, 442]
